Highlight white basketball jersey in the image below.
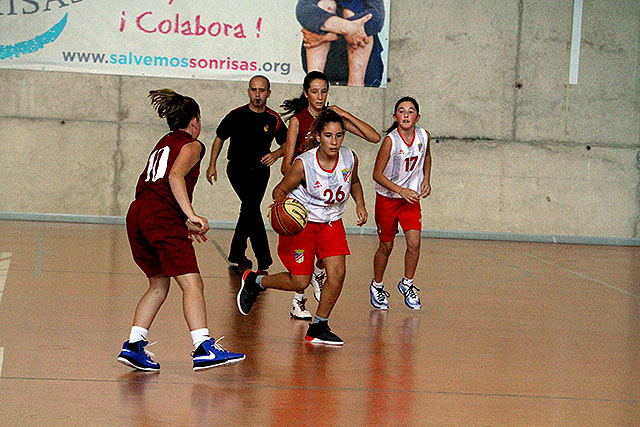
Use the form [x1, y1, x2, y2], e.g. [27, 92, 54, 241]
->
[290, 146, 355, 223]
[375, 127, 429, 198]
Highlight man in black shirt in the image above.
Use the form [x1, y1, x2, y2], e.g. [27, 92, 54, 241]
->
[206, 75, 288, 272]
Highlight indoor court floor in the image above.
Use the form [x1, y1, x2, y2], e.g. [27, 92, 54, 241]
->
[0, 219, 638, 425]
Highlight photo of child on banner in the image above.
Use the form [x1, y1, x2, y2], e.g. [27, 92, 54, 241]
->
[296, 0, 386, 87]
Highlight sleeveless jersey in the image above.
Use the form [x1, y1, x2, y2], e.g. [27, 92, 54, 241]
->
[134, 130, 205, 218]
[293, 109, 315, 158]
[375, 127, 429, 198]
[290, 146, 355, 223]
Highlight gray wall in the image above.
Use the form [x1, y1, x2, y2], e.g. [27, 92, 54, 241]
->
[1, 0, 638, 243]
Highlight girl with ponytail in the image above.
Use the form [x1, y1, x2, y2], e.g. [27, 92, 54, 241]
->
[118, 89, 245, 372]
[368, 96, 432, 312]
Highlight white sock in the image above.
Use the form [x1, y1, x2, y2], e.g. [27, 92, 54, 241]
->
[129, 326, 148, 343]
[372, 280, 384, 288]
[294, 292, 305, 301]
[190, 328, 210, 349]
[313, 264, 323, 275]
[403, 277, 413, 286]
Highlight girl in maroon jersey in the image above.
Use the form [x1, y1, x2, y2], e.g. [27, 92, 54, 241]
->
[118, 89, 244, 372]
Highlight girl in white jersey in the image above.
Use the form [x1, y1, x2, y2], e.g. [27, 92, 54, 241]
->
[369, 97, 432, 310]
[237, 109, 368, 345]
[281, 71, 379, 320]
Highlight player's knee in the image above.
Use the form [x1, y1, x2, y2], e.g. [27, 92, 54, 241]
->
[148, 277, 170, 294]
[407, 239, 420, 253]
[182, 281, 204, 294]
[288, 274, 309, 292]
[151, 285, 170, 297]
[325, 269, 345, 287]
[378, 241, 394, 256]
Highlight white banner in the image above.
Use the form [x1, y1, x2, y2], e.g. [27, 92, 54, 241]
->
[0, 0, 390, 87]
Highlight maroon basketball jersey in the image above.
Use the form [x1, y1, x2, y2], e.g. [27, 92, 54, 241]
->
[134, 130, 205, 218]
[293, 109, 315, 157]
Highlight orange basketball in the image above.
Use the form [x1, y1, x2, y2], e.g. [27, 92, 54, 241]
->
[269, 198, 308, 236]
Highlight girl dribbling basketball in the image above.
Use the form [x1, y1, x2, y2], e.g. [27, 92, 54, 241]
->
[280, 71, 379, 319]
[237, 108, 368, 345]
[369, 96, 432, 310]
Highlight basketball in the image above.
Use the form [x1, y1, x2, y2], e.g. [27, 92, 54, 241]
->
[270, 198, 308, 236]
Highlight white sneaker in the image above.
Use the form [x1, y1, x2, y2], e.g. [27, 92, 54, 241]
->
[397, 280, 421, 310]
[290, 296, 312, 320]
[311, 270, 326, 302]
[369, 281, 390, 310]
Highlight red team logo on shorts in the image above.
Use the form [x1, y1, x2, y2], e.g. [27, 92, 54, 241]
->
[294, 249, 304, 264]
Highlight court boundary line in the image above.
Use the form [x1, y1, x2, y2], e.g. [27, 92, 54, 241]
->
[0, 252, 9, 305]
[1, 212, 638, 247]
[0, 252, 12, 379]
[526, 253, 640, 299]
[0, 375, 638, 405]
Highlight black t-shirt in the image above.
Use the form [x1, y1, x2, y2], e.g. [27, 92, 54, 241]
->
[216, 104, 287, 166]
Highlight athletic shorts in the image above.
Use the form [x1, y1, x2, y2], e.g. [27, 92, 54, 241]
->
[375, 193, 422, 242]
[126, 199, 199, 278]
[278, 219, 350, 275]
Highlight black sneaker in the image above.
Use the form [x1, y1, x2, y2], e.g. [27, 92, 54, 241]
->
[305, 321, 343, 346]
[237, 270, 262, 315]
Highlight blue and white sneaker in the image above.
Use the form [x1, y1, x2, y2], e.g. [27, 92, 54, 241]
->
[397, 280, 421, 310]
[369, 281, 390, 310]
[192, 337, 245, 371]
[117, 340, 160, 371]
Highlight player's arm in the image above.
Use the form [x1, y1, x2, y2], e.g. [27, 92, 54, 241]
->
[261, 145, 285, 167]
[169, 141, 209, 234]
[186, 219, 208, 243]
[421, 133, 432, 198]
[372, 136, 420, 203]
[349, 153, 368, 226]
[273, 158, 305, 202]
[328, 105, 380, 143]
[281, 117, 300, 175]
[261, 145, 284, 167]
[206, 136, 225, 184]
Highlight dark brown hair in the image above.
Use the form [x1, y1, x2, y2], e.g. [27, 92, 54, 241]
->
[303, 108, 345, 151]
[280, 71, 329, 121]
[148, 89, 200, 131]
[386, 96, 420, 133]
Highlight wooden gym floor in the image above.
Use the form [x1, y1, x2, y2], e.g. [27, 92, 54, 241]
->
[0, 219, 638, 425]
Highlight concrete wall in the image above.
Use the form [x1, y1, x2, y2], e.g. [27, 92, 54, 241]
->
[1, 0, 638, 242]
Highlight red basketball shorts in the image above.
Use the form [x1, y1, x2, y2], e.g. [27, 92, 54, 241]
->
[375, 193, 422, 242]
[278, 219, 350, 275]
[126, 199, 200, 278]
